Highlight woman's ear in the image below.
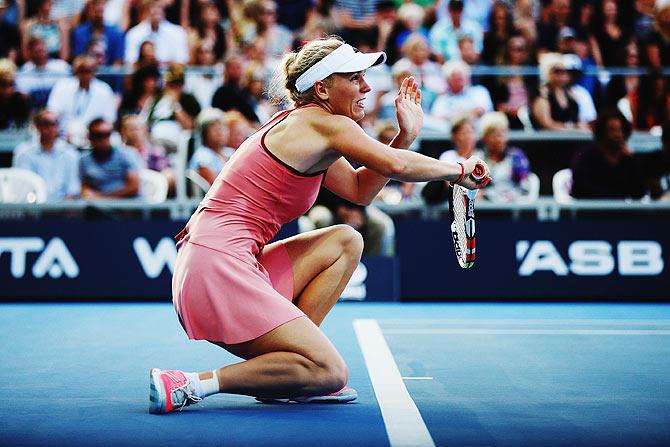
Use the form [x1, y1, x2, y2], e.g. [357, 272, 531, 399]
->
[313, 80, 330, 101]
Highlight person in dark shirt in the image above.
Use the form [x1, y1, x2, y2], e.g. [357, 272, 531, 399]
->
[636, 120, 670, 200]
[211, 55, 260, 125]
[0, 58, 30, 130]
[0, 1, 20, 60]
[571, 110, 646, 199]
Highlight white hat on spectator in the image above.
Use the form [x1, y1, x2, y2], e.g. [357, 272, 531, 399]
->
[562, 53, 582, 71]
[656, 0, 670, 12]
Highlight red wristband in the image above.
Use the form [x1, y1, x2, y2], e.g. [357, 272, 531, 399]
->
[454, 162, 465, 184]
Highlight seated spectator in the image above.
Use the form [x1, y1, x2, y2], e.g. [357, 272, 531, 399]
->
[604, 41, 641, 110]
[644, 0, 670, 69]
[47, 55, 117, 146]
[119, 64, 160, 118]
[532, 53, 589, 131]
[478, 112, 532, 203]
[0, 58, 31, 130]
[536, 0, 572, 55]
[188, 0, 231, 63]
[124, 0, 188, 65]
[211, 55, 263, 126]
[188, 115, 234, 185]
[241, 0, 292, 60]
[637, 120, 670, 200]
[438, 116, 483, 163]
[243, 62, 275, 125]
[146, 64, 201, 149]
[588, 0, 631, 67]
[628, 71, 670, 131]
[481, 1, 516, 65]
[383, 2, 425, 65]
[16, 37, 70, 111]
[0, 0, 20, 61]
[13, 110, 80, 201]
[429, 0, 483, 64]
[119, 114, 175, 193]
[224, 110, 253, 150]
[563, 54, 597, 125]
[134, 40, 159, 69]
[72, 0, 124, 65]
[571, 110, 646, 199]
[514, 0, 537, 44]
[80, 117, 141, 199]
[487, 33, 538, 129]
[394, 33, 445, 110]
[21, 0, 69, 61]
[185, 41, 224, 112]
[457, 35, 481, 66]
[430, 60, 493, 130]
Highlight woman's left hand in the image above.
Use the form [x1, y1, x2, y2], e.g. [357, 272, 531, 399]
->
[395, 76, 424, 143]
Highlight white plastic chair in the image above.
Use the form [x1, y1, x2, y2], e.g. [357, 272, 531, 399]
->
[139, 169, 169, 203]
[518, 172, 540, 203]
[516, 105, 534, 132]
[0, 167, 48, 203]
[552, 168, 574, 204]
[185, 168, 211, 198]
[617, 97, 633, 123]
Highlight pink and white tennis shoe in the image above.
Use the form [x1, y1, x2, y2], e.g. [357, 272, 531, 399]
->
[149, 368, 202, 414]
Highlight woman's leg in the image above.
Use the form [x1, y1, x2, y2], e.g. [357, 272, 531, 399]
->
[263, 224, 364, 326]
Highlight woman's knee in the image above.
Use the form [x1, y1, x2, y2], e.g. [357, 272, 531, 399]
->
[310, 354, 349, 392]
[330, 224, 364, 259]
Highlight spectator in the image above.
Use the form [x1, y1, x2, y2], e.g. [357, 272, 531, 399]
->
[514, 0, 537, 44]
[13, 110, 80, 201]
[563, 54, 597, 125]
[119, 113, 175, 191]
[438, 116, 482, 163]
[457, 35, 481, 66]
[241, 0, 293, 60]
[628, 71, 670, 131]
[104, 0, 131, 30]
[536, 0, 572, 55]
[571, 110, 646, 199]
[0, 0, 20, 61]
[50, 0, 86, 23]
[188, 0, 231, 63]
[47, 55, 117, 143]
[531, 53, 588, 131]
[15, 37, 69, 112]
[243, 62, 275, 125]
[478, 111, 532, 203]
[604, 41, 641, 110]
[487, 33, 538, 129]
[72, 0, 124, 65]
[0, 59, 30, 130]
[588, 0, 632, 67]
[481, 1, 516, 65]
[332, 0, 378, 48]
[119, 63, 161, 118]
[21, 0, 69, 61]
[634, 0, 657, 42]
[430, 60, 493, 129]
[644, 0, 670, 69]
[394, 33, 445, 109]
[211, 55, 262, 125]
[188, 114, 234, 185]
[224, 110, 252, 150]
[134, 40, 158, 69]
[124, 0, 189, 65]
[637, 120, 670, 200]
[429, 0, 483, 63]
[80, 117, 141, 199]
[185, 41, 224, 111]
[383, 2, 424, 65]
[146, 64, 201, 148]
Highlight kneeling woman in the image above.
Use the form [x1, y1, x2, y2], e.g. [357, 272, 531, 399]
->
[150, 37, 490, 413]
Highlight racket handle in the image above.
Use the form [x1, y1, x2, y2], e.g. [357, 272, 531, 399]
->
[470, 163, 486, 182]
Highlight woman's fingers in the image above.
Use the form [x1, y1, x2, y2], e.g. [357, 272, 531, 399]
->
[414, 86, 421, 105]
[398, 77, 410, 97]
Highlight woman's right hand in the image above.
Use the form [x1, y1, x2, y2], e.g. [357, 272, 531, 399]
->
[456, 156, 492, 189]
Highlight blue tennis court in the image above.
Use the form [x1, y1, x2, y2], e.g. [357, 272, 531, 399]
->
[1, 302, 669, 446]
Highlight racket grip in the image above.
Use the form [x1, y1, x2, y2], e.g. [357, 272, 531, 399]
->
[470, 163, 486, 182]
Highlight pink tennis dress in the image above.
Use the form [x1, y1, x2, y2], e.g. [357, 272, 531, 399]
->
[172, 106, 325, 344]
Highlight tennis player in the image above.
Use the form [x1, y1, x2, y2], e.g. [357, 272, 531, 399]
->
[150, 36, 491, 414]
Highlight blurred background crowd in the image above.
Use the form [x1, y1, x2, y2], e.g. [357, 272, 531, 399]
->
[0, 0, 669, 249]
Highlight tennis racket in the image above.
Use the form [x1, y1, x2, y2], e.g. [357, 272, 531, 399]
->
[448, 164, 486, 269]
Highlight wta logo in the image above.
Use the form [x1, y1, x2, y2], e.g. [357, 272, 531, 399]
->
[516, 240, 664, 276]
[0, 237, 79, 278]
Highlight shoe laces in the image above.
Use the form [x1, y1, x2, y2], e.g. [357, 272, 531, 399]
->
[164, 370, 203, 411]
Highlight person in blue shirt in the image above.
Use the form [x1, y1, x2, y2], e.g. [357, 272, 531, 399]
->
[79, 118, 141, 199]
[13, 110, 80, 201]
[72, 0, 124, 65]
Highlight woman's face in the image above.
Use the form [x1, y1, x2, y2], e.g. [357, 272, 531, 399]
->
[483, 127, 507, 155]
[549, 65, 569, 88]
[140, 42, 156, 61]
[408, 41, 430, 64]
[324, 71, 372, 122]
[508, 37, 528, 65]
[142, 76, 158, 93]
[206, 121, 229, 149]
[201, 4, 220, 26]
[452, 122, 477, 154]
[493, 6, 507, 30]
[603, 0, 617, 21]
[196, 45, 215, 65]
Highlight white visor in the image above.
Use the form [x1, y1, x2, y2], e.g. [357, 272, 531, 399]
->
[295, 44, 387, 93]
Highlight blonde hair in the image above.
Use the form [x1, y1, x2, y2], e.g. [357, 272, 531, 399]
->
[480, 111, 509, 137]
[0, 58, 17, 78]
[401, 33, 429, 58]
[397, 3, 424, 26]
[442, 59, 470, 79]
[539, 52, 565, 84]
[269, 36, 345, 106]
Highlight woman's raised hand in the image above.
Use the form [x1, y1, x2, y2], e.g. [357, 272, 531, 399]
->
[394, 76, 424, 142]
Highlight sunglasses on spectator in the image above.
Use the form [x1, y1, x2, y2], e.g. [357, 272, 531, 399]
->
[90, 130, 112, 139]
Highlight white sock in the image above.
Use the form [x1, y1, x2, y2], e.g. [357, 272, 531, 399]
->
[187, 371, 220, 399]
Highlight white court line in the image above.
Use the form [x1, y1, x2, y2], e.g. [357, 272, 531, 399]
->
[384, 329, 670, 336]
[378, 319, 670, 326]
[402, 377, 434, 380]
[354, 319, 436, 447]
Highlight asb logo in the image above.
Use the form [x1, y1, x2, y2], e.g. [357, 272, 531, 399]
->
[0, 237, 79, 278]
[516, 240, 664, 276]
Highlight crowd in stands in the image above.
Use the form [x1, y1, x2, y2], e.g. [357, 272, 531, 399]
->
[0, 0, 669, 220]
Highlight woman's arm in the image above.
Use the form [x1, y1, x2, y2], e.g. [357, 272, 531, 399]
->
[532, 95, 570, 130]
